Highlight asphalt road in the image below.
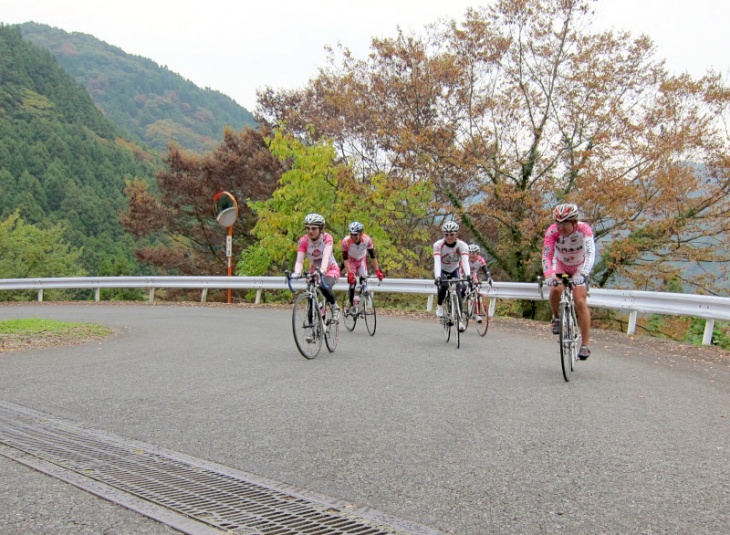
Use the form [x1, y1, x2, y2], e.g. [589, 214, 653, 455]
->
[0, 303, 728, 535]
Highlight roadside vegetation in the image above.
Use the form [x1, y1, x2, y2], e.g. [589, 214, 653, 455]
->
[0, 318, 112, 352]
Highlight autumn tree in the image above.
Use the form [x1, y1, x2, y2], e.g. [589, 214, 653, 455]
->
[239, 129, 432, 276]
[121, 126, 284, 277]
[256, 0, 730, 298]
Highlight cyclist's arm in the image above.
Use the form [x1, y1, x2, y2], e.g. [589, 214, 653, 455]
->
[542, 227, 558, 278]
[294, 250, 306, 275]
[459, 242, 471, 278]
[580, 233, 595, 277]
[433, 242, 442, 278]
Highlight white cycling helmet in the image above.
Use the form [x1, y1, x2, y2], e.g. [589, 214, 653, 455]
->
[348, 221, 364, 234]
[553, 203, 579, 222]
[468, 244, 480, 254]
[441, 221, 459, 233]
[304, 213, 325, 227]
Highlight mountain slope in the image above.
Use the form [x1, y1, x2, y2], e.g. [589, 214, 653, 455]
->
[18, 22, 257, 153]
[0, 24, 160, 275]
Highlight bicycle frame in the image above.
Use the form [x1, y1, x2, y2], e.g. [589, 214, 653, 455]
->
[343, 274, 378, 335]
[440, 278, 466, 348]
[539, 275, 579, 381]
[286, 270, 337, 358]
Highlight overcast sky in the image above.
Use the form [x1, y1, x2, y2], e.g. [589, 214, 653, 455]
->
[3, 0, 728, 111]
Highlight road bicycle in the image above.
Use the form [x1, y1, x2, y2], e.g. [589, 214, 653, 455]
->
[464, 279, 492, 337]
[539, 275, 579, 381]
[286, 270, 338, 359]
[341, 274, 378, 336]
[439, 277, 467, 349]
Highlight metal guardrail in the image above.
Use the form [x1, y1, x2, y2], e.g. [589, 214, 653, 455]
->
[1, 276, 728, 345]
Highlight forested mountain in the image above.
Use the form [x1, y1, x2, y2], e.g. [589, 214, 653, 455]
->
[18, 22, 257, 153]
[0, 24, 160, 275]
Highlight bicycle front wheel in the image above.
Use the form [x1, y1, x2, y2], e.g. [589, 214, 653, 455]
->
[292, 293, 322, 359]
[342, 294, 357, 332]
[559, 303, 575, 381]
[324, 301, 339, 352]
[475, 294, 489, 337]
[442, 295, 451, 343]
[363, 292, 376, 336]
[454, 293, 462, 349]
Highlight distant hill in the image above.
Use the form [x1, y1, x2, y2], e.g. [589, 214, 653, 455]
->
[18, 22, 257, 153]
[0, 24, 160, 275]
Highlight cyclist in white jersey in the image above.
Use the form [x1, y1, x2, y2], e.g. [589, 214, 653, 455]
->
[291, 213, 341, 319]
[542, 203, 595, 360]
[341, 221, 385, 314]
[433, 220, 471, 332]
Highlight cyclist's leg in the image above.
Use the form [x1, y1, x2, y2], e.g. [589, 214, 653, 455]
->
[320, 275, 338, 304]
[573, 284, 591, 347]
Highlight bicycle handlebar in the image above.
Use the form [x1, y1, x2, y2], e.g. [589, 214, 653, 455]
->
[285, 269, 329, 293]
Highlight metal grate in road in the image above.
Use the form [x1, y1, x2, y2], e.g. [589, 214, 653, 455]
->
[0, 401, 442, 535]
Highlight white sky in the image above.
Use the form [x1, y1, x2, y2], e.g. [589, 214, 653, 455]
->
[2, 0, 728, 111]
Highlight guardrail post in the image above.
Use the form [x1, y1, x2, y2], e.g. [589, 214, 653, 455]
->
[255, 289, 262, 304]
[488, 298, 496, 318]
[627, 310, 638, 335]
[37, 289, 43, 302]
[148, 288, 155, 303]
[94, 288, 100, 302]
[201, 288, 207, 303]
[702, 319, 715, 346]
[426, 294, 433, 312]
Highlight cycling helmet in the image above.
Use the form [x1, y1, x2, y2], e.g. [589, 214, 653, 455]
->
[441, 221, 460, 233]
[468, 244, 480, 254]
[348, 221, 364, 234]
[553, 203, 579, 222]
[304, 213, 325, 227]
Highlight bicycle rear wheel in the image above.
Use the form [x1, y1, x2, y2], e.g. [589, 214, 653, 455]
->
[363, 292, 376, 336]
[324, 301, 339, 352]
[342, 294, 357, 331]
[292, 293, 322, 359]
[559, 303, 575, 381]
[475, 295, 489, 337]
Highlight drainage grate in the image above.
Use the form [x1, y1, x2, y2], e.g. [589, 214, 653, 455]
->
[0, 401, 442, 535]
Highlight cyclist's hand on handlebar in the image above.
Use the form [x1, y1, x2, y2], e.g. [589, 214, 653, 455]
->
[571, 274, 586, 286]
[290, 272, 302, 279]
[376, 269, 385, 281]
[434, 276, 441, 286]
[546, 277, 558, 287]
[347, 272, 356, 285]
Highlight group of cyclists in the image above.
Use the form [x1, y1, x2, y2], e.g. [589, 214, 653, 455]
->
[290, 202, 595, 359]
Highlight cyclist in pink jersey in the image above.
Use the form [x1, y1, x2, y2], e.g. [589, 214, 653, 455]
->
[291, 213, 341, 319]
[341, 221, 385, 315]
[433, 220, 472, 332]
[542, 203, 596, 360]
[466, 244, 493, 325]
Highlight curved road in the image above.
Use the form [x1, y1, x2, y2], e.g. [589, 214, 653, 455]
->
[0, 303, 728, 534]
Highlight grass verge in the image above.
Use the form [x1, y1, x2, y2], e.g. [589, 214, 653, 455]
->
[0, 318, 113, 352]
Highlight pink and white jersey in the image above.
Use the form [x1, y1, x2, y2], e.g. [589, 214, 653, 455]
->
[468, 255, 489, 281]
[542, 222, 595, 277]
[341, 233, 374, 261]
[433, 239, 471, 278]
[296, 232, 340, 278]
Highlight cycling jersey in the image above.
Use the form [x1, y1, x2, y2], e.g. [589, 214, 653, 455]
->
[433, 239, 471, 278]
[295, 232, 341, 278]
[468, 255, 490, 282]
[341, 234, 375, 277]
[542, 222, 595, 277]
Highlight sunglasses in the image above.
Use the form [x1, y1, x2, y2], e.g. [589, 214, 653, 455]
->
[350, 233, 361, 237]
[444, 232, 456, 236]
[305, 226, 320, 231]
